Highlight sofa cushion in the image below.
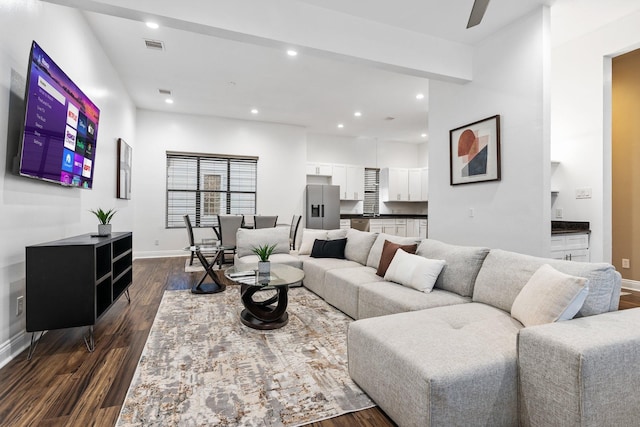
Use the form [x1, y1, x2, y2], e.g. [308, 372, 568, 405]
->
[473, 249, 620, 317]
[324, 266, 384, 319]
[344, 228, 378, 265]
[298, 229, 328, 255]
[416, 239, 490, 297]
[376, 239, 418, 277]
[511, 264, 589, 327]
[310, 238, 346, 259]
[384, 249, 445, 293]
[366, 233, 420, 269]
[300, 255, 361, 298]
[358, 283, 471, 319]
[235, 227, 290, 258]
[348, 303, 523, 427]
[327, 228, 348, 240]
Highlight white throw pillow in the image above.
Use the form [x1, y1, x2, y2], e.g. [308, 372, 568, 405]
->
[384, 249, 446, 293]
[298, 229, 329, 255]
[327, 228, 348, 240]
[511, 264, 589, 327]
[344, 228, 378, 265]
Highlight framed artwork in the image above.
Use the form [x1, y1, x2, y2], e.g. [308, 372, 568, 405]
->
[117, 138, 132, 199]
[449, 115, 501, 185]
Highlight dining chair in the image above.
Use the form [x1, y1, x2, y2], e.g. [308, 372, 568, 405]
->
[289, 214, 302, 250]
[183, 215, 218, 266]
[254, 215, 278, 229]
[216, 214, 244, 264]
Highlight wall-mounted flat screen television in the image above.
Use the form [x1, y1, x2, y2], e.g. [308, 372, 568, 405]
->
[18, 41, 100, 188]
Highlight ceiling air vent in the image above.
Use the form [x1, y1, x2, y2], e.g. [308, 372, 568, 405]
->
[158, 88, 172, 95]
[384, 116, 395, 121]
[144, 39, 165, 51]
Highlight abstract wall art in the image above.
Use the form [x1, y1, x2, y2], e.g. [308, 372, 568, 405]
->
[449, 115, 501, 185]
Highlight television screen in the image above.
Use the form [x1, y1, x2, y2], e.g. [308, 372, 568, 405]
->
[18, 41, 100, 188]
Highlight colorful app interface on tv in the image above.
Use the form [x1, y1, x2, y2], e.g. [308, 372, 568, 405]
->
[20, 41, 100, 188]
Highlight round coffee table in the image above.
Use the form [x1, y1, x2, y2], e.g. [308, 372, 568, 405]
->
[225, 264, 304, 330]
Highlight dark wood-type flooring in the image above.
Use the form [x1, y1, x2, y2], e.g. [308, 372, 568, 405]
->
[0, 257, 396, 427]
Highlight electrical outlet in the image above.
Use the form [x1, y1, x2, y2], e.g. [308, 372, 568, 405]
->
[622, 258, 630, 269]
[154, 239, 160, 246]
[16, 296, 24, 317]
[575, 187, 592, 199]
[469, 208, 474, 218]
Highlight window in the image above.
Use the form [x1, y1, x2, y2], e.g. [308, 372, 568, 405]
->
[364, 168, 380, 215]
[166, 152, 257, 228]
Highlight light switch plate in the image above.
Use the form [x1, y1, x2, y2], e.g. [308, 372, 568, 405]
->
[575, 187, 592, 199]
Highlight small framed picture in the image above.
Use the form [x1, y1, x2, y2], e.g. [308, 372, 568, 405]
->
[449, 115, 501, 185]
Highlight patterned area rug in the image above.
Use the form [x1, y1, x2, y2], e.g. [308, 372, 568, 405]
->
[117, 286, 374, 426]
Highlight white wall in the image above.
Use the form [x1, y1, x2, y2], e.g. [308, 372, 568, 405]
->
[428, 8, 551, 255]
[0, 1, 136, 366]
[550, 8, 640, 263]
[133, 110, 306, 258]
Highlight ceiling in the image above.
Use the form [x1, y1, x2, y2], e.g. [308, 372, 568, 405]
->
[53, 0, 561, 143]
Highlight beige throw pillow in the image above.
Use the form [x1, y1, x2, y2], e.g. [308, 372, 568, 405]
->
[298, 229, 328, 255]
[511, 264, 589, 327]
[384, 249, 446, 293]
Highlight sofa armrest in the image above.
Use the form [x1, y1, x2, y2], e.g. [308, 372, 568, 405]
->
[518, 308, 640, 427]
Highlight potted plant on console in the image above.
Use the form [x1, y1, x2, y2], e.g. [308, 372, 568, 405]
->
[90, 207, 117, 236]
[252, 243, 277, 275]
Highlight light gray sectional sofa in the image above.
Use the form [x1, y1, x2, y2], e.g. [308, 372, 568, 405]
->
[234, 227, 637, 427]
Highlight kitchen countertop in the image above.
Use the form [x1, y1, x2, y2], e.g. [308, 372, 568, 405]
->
[551, 221, 590, 235]
[340, 214, 427, 219]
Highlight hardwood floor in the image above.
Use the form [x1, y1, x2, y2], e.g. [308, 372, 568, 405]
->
[0, 257, 395, 427]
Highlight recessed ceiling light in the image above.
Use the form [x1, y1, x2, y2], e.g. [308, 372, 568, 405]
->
[287, 49, 298, 57]
[251, 108, 259, 114]
[146, 22, 159, 29]
[421, 133, 427, 138]
[354, 111, 362, 117]
[337, 123, 344, 129]
[416, 93, 425, 100]
[165, 98, 173, 104]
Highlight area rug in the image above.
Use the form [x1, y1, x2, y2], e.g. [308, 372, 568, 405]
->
[116, 286, 375, 426]
[184, 258, 206, 272]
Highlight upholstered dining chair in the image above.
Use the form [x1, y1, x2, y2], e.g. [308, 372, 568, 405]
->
[216, 214, 244, 264]
[254, 215, 278, 229]
[183, 214, 218, 266]
[289, 214, 302, 250]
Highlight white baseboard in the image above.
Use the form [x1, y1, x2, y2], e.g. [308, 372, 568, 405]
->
[622, 279, 640, 291]
[0, 330, 31, 369]
[133, 250, 187, 259]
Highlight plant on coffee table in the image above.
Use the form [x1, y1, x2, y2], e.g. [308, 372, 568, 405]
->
[252, 243, 277, 274]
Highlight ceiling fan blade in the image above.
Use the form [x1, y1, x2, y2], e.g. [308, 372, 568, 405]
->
[467, 0, 491, 28]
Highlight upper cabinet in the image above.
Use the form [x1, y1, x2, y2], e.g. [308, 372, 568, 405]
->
[381, 167, 428, 202]
[306, 162, 333, 176]
[332, 164, 364, 200]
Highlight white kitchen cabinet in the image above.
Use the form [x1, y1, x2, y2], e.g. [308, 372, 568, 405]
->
[332, 164, 364, 200]
[306, 162, 333, 176]
[419, 219, 428, 238]
[369, 219, 384, 234]
[550, 233, 589, 262]
[420, 168, 429, 201]
[408, 169, 422, 202]
[381, 167, 428, 202]
[407, 219, 419, 238]
[340, 219, 351, 230]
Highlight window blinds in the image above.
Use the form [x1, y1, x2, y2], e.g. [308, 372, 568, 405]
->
[364, 168, 380, 215]
[166, 153, 257, 228]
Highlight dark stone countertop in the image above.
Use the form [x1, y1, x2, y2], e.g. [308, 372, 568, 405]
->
[340, 214, 427, 219]
[551, 221, 590, 235]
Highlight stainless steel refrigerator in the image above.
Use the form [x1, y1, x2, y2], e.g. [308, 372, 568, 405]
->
[305, 185, 340, 229]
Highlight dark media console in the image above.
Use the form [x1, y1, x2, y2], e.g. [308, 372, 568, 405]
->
[26, 232, 133, 358]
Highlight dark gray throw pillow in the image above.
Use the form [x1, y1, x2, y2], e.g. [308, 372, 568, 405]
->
[310, 238, 347, 259]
